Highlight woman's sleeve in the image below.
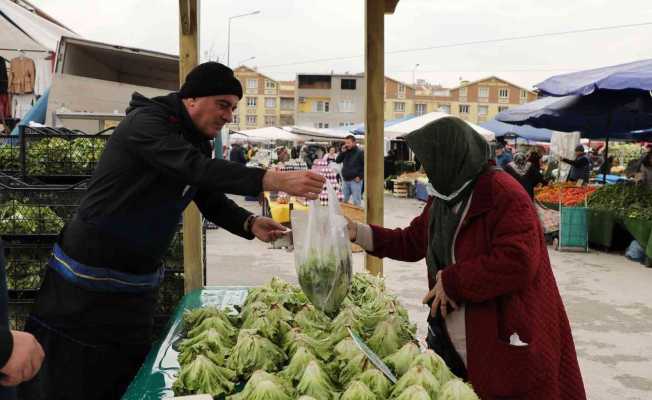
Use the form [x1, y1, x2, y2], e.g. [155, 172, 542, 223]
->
[365, 198, 432, 262]
[442, 187, 541, 303]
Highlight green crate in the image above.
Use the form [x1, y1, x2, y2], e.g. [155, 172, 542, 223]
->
[560, 206, 588, 250]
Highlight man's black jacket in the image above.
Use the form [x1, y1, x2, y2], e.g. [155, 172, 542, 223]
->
[336, 146, 365, 181]
[60, 92, 266, 275]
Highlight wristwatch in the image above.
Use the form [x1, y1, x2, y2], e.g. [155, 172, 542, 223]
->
[244, 214, 259, 234]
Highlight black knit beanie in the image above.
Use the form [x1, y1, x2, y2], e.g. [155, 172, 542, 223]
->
[178, 62, 243, 99]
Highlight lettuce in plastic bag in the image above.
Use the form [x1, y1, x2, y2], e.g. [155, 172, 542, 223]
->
[356, 368, 391, 398]
[383, 342, 421, 377]
[393, 384, 432, 400]
[391, 365, 442, 399]
[340, 381, 377, 400]
[172, 354, 235, 397]
[410, 349, 455, 385]
[440, 379, 480, 400]
[226, 329, 287, 377]
[297, 360, 339, 400]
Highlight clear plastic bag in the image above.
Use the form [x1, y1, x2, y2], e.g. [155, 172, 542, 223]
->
[292, 181, 352, 315]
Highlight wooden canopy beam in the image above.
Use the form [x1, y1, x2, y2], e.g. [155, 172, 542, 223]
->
[384, 0, 400, 14]
[179, 0, 204, 293]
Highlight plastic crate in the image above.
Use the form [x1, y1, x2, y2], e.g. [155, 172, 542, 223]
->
[0, 136, 22, 175]
[559, 206, 589, 251]
[162, 225, 207, 270]
[0, 176, 87, 237]
[20, 126, 112, 183]
[8, 295, 36, 331]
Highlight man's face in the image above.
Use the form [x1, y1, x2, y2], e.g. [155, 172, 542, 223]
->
[183, 95, 239, 138]
[575, 150, 583, 158]
[495, 147, 504, 157]
[344, 138, 356, 150]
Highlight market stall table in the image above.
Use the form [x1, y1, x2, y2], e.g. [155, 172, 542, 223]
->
[262, 192, 308, 224]
[123, 287, 250, 400]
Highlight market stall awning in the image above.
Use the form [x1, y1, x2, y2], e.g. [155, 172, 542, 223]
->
[481, 118, 553, 142]
[349, 114, 415, 135]
[536, 58, 652, 96]
[384, 112, 495, 141]
[289, 126, 365, 141]
[230, 126, 298, 142]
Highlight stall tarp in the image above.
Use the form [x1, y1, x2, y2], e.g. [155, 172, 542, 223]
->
[288, 126, 364, 141]
[123, 287, 250, 400]
[384, 112, 495, 141]
[481, 118, 553, 142]
[349, 114, 415, 135]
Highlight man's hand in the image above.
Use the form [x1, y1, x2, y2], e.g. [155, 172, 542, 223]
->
[0, 331, 45, 387]
[251, 217, 289, 243]
[422, 271, 458, 318]
[263, 170, 325, 200]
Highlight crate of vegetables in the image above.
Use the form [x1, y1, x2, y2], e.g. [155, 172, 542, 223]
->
[0, 136, 22, 176]
[535, 183, 597, 208]
[18, 126, 111, 183]
[0, 176, 87, 237]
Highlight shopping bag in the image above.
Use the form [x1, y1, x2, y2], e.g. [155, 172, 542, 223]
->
[291, 181, 352, 315]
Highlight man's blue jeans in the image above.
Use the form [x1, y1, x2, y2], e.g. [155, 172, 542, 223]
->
[343, 179, 363, 206]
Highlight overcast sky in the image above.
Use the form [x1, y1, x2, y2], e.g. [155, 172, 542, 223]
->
[31, 0, 652, 89]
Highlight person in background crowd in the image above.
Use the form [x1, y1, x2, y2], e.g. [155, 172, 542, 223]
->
[589, 148, 604, 170]
[0, 241, 44, 397]
[346, 117, 586, 400]
[247, 144, 258, 161]
[276, 147, 290, 163]
[384, 149, 398, 179]
[323, 145, 338, 164]
[495, 142, 513, 168]
[336, 135, 365, 206]
[222, 145, 229, 160]
[505, 152, 546, 199]
[562, 145, 591, 184]
[637, 149, 652, 188]
[229, 143, 247, 165]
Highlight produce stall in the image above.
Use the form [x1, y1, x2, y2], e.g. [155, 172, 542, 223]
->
[124, 276, 479, 399]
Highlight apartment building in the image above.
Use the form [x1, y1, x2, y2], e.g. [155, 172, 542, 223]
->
[384, 76, 416, 121]
[412, 76, 538, 124]
[278, 80, 295, 126]
[230, 66, 281, 131]
[295, 73, 365, 129]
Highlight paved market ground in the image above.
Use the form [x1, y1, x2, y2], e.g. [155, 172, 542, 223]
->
[205, 195, 652, 400]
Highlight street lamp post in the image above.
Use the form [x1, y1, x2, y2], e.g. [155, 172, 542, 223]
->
[412, 63, 420, 87]
[237, 56, 256, 66]
[227, 10, 260, 67]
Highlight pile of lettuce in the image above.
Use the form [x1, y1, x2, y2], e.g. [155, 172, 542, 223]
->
[0, 200, 64, 235]
[172, 275, 480, 399]
[20, 137, 106, 176]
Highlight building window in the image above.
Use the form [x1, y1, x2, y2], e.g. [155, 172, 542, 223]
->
[478, 87, 489, 98]
[338, 100, 354, 112]
[265, 80, 276, 89]
[264, 116, 276, 126]
[438, 104, 451, 114]
[341, 79, 357, 90]
[499, 88, 509, 99]
[415, 103, 427, 115]
[459, 104, 470, 114]
[398, 84, 406, 97]
[316, 122, 330, 129]
[498, 106, 509, 112]
[459, 87, 468, 97]
[246, 97, 257, 108]
[233, 115, 240, 124]
[246, 115, 257, 125]
[394, 102, 405, 112]
[265, 97, 276, 109]
[478, 105, 489, 116]
[314, 101, 330, 112]
[520, 90, 528, 100]
[247, 79, 258, 91]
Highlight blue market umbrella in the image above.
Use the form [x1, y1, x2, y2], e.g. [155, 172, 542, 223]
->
[480, 118, 553, 142]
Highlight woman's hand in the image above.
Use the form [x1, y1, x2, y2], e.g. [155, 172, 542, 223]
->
[344, 216, 357, 242]
[422, 271, 458, 318]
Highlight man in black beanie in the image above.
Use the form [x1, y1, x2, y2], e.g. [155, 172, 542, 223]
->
[18, 62, 325, 400]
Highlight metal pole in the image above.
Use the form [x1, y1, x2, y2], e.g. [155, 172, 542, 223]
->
[226, 17, 232, 67]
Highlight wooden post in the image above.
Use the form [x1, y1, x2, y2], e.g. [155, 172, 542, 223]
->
[364, 0, 384, 276]
[179, 0, 204, 293]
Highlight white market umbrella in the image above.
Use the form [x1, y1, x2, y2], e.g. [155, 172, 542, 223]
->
[384, 112, 495, 141]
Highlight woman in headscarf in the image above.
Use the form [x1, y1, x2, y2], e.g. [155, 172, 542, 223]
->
[347, 117, 585, 400]
[504, 151, 547, 199]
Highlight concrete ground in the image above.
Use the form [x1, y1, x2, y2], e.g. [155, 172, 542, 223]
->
[206, 195, 652, 400]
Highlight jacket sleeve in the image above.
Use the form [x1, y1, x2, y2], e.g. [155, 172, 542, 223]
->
[367, 198, 431, 262]
[126, 109, 266, 196]
[194, 189, 255, 240]
[335, 152, 345, 163]
[442, 187, 541, 303]
[355, 150, 365, 179]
